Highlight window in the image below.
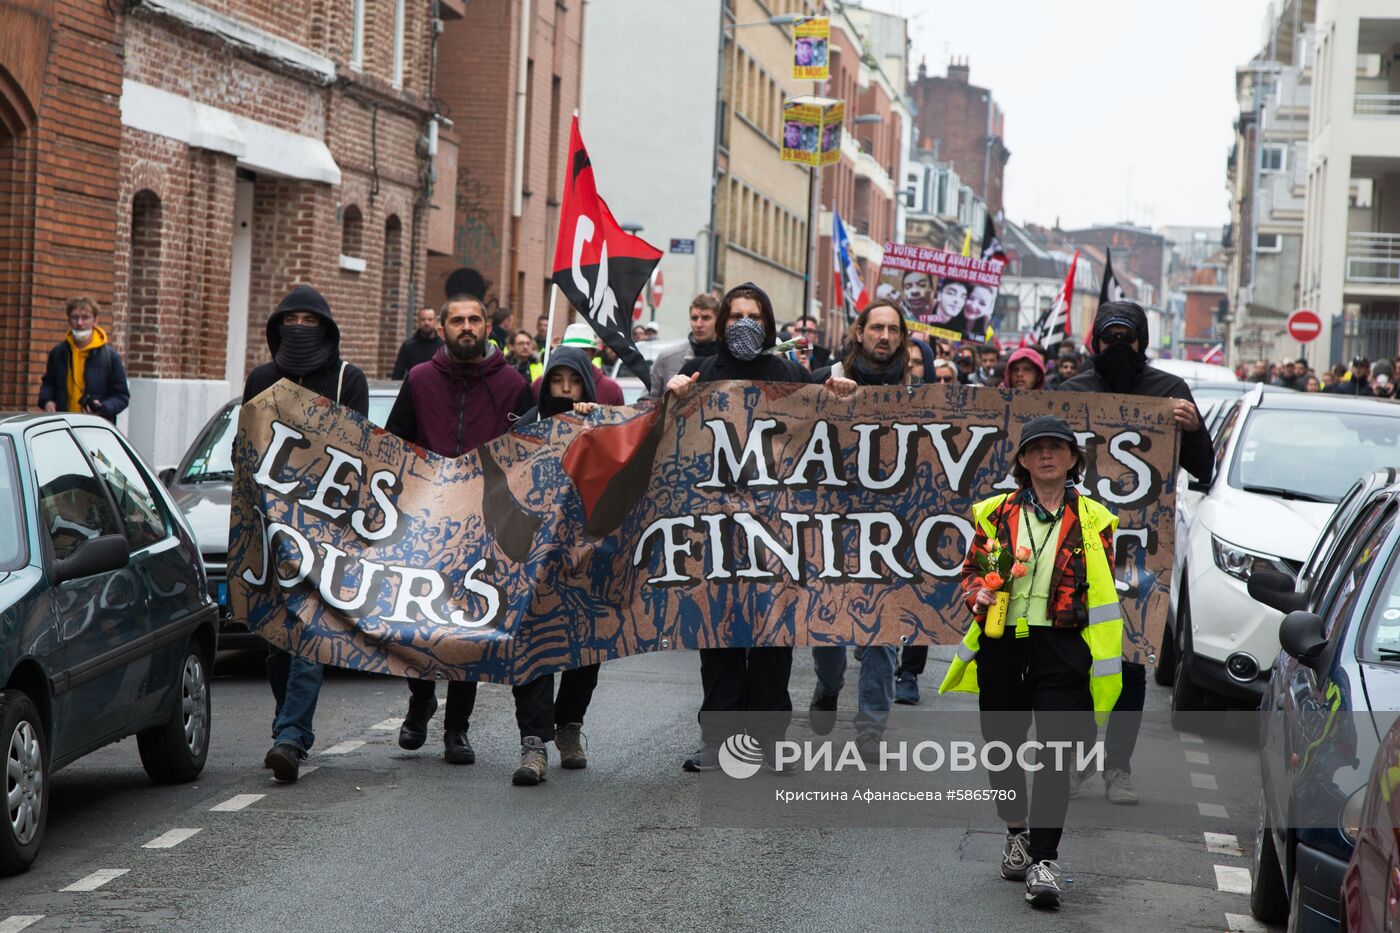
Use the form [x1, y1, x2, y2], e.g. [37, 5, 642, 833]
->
[1256, 232, 1282, 252]
[351, 0, 365, 71]
[392, 0, 405, 86]
[0, 439, 25, 571]
[340, 204, 365, 273]
[30, 430, 122, 562]
[75, 426, 168, 550]
[1260, 145, 1285, 172]
[1230, 409, 1400, 504]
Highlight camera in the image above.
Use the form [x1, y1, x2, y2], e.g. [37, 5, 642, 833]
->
[78, 393, 99, 413]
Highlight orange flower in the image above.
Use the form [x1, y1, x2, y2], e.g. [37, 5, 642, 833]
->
[983, 571, 1004, 590]
[1015, 546, 1032, 562]
[1010, 562, 1029, 579]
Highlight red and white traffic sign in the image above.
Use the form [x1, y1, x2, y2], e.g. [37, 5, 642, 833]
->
[633, 293, 644, 321]
[651, 269, 665, 309]
[1288, 308, 1321, 343]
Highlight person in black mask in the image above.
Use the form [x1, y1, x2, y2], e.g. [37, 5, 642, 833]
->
[242, 284, 369, 783]
[1055, 300, 1210, 807]
[646, 293, 720, 401]
[666, 282, 856, 772]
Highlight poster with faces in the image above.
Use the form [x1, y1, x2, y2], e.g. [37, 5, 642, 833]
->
[876, 243, 1005, 342]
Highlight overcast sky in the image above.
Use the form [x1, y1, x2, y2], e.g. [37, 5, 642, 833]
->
[863, 0, 1276, 230]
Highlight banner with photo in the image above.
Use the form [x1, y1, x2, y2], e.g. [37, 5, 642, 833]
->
[875, 243, 1005, 343]
[793, 17, 830, 80]
[230, 380, 1178, 685]
[781, 97, 843, 167]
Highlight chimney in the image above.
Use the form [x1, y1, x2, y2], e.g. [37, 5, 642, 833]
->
[948, 56, 969, 83]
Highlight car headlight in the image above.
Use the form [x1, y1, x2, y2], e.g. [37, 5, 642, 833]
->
[1211, 535, 1292, 583]
[1342, 786, 1366, 845]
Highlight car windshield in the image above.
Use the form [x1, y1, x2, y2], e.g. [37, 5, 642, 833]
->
[1230, 408, 1400, 503]
[0, 438, 25, 570]
[180, 405, 238, 483]
[1356, 529, 1400, 665]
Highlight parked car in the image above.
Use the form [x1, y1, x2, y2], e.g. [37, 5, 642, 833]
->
[1247, 470, 1400, 929]
[1, 413, 218, 875]
[1151, 358, 1240, 386]
[1342, 711, 1400, 932]
[165, 383, 399, 649]
[1166, 389, 1400, 718]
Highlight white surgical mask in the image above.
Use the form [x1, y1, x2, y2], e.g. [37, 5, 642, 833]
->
[71, 328, 93, 343]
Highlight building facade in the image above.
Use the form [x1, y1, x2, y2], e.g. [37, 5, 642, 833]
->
[907, 59, 1008, 216]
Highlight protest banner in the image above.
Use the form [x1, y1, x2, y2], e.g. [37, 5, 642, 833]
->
[793, 17, 830, 80]
[876, 243, 1005, 342]
[781, 97, 843, 167]
[230, 380, 1177, 685]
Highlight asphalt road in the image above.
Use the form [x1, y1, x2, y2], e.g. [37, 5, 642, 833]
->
[1, 648, 1283, 932]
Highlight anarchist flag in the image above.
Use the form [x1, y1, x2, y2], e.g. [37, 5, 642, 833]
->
[1032, 248, 1079, 347]
[1100, 246, 1126, 305]
[981, 215, 1007, 266]
[550, 115, 662, 389]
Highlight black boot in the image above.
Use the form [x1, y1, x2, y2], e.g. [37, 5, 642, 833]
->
[444, 728, 476, 765]
[263, 743, 304, 783]
[398, 695, 438, 750]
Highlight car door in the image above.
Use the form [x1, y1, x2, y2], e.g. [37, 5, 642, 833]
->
[74, 425, 200, 724]
[27, 426, 151, 759]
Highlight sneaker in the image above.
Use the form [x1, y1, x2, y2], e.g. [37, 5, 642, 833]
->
[1068, 764, 1096, 799]
[263, 743, 304, 783]
[512, 736, 549, 786]
[1024, 860, 1063, 909]
[894, 672, 920, 706]
[444, 728, 475, 765]
[682, 746, 720, 772]
[855, 733, 882, 764]
[556, 723, 588, 769]
[1104, 769, 1140, 806]
[1000, 829, 1032, 881]
[809, 687, 839, 736]
[398, 695, 438, 750]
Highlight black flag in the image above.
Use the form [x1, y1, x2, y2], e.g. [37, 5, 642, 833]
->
[1100, 246, 1126, 305]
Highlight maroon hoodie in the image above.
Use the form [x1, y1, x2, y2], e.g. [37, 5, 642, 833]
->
[385, 344, 532, 457]
[1000, 347, 1047, 389]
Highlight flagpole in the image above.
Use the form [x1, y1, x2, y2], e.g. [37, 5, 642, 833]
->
[541, 285, 559, 371]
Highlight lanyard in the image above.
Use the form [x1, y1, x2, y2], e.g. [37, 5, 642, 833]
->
[1025, 505, 1063, 565]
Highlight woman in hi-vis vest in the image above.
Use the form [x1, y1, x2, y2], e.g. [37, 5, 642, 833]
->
[939, 415, 1125, 911]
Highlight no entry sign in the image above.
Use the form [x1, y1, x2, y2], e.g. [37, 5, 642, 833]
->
[1288, 309, 1321, 343]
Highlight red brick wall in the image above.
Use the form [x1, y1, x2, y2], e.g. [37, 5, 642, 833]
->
[910, 64, 1005, 215]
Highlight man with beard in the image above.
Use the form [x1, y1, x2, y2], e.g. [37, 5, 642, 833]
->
[646, 293, 720, 401]
[391, 307, 445, 379]
[385, 295, 533, 770]
[242, 284, 369, 783]
[1056, 300, 1211, 806]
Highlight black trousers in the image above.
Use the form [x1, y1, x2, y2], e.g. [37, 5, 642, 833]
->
[513, 664, 601, 743]
[697, 647, 793, 747]
[407, 678, 478, 732]
[898, 645, 927, 676]
[976, 626, 1095, 864]
[1104, 660, 1146, 772]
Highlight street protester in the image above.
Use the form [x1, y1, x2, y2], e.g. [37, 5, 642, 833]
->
[506, 329, 544, 383]
[807, 300, 915, 757]
[1001, 347, 1048, 390]
[242, 284, 369, 783]
[953, 346, 978, 385]
[390, 307, 445, 379]
[667, 282, 857, 772]
[1045, 350, 1081, 390]
[508, 347, 608, 784]
[532, 323, 626, 404]
[646, 293, 720, 401]
[384, 295, 533, 769]
[793, 314, 833, 369]
[38, 296, 130, 423]
[940, 416, 1124, 911]
[1056, 300, 1212, 806]
[974, 343, 1001, 386]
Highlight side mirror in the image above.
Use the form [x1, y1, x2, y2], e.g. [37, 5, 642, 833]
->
[1279, 610, 1329, 674]
[158, 467, 176, 487]
[1247, 570, 1307, 614]
[53, 534, 130, 586]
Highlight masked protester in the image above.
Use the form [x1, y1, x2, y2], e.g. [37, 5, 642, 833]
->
[242, 284, 369, 783]
[647, 293, 721, 401]
[1055, 300, 1211, 807]
[667, 282, 856, 771]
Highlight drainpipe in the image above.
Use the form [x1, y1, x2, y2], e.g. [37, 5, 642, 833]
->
[508, 0, 532, 321]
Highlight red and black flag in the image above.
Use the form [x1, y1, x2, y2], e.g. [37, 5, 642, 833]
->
[1100, 246, 1126, 305]
[980, 214, 1007, 266]
[550, 115, 662, 390]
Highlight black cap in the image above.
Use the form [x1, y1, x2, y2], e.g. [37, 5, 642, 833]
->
[1353, 356, 1370, 366]
[1017, 415, 1079, 455]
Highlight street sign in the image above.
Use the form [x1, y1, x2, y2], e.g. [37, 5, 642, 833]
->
[633, 293, 644, 321]
[669, 238, 695, 254]
[1287, 308, 1321, 343]
[651, 270, 664, 309]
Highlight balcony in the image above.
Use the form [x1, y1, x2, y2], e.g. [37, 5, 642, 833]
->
[1346, 232, 1400, 284]
[1354, 93, 1400, 116]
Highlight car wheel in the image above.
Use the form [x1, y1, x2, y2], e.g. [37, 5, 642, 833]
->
[137, 643, 211, 784]
[1250, 786, 1288, 922]
[1170, 593, 1210, 730]
[0, 689, 48, 876]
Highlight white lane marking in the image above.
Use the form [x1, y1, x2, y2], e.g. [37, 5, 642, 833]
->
[1179, 732, 1205, 744]
[1198, 802, 1230, 818]
[370, 718, 401, 732]
[1205, 832, 1244, 856]
[1225, 912, 1270, 931]
[211, 794, 265, 812]
[1190, 772, 1219, 791]
[62, 868, 129, 892]
[0, 917, 44, 933]
[1185, 750, 1210, 765]
[299, 764, 318, 775]
[143, 828, 202, 849]
[1215, 864, 1252, 894]
[321, 740, 365, 756]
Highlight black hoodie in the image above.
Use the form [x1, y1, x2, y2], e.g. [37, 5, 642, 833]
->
[679, 282, 813, 386]
[516, 348, 598, 426]
[242, 284, 369, 416]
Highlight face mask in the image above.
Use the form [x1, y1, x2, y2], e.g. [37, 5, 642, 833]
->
[725, 317, 766, 362]
[71, 328, 93, 343]
[1092, 341, 1146, 392]
[275, 323, 332, 376]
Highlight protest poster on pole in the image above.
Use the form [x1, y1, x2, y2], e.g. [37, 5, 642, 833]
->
[875, 243, 1005, 343]
[793, 17, 830, 80]
[781, 97, 843, 167]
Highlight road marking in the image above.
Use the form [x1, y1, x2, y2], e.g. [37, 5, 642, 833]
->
[143, 828, 202, 849]
[1198, 802, 1230, 818]
[1205, 832, 1244, 856]
[370, 717, 400, 732]
[1178, 732, 1205, 743]
[322, 740, 365, 755]
[0, 917, 44, 933]
[1225, 912, 1270, 931]
[62, 868, 129, 892]
[1215, 865, 1252, 894]
[1185, 750, 1210, 765]
[211, 794, 265, 812]
[300, 764, 318, 775]
[1190, 772, 1220, 791]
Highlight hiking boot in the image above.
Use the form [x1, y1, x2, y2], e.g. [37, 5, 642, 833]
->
[398, 695, 438, 750]
[556, 723, 587, 769]
[263, 743, 304, 783]
[1104, 769, 1140, 805]
[1000, 829, 1032, 881]
[1024, 860, 1063, 909]
[682, 746, 720, 772]
[894, 672, 920, 706]
[444, 728, 475, 765]
[809, 687, 839, 736]
[512, 736, 549, 786]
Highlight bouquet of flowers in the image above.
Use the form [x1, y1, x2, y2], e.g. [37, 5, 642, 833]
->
[973, 542, 1031, 638]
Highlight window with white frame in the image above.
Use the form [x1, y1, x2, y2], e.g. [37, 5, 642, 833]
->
[1260, 145, 1285, 172]
[392, 0, 405, 86]
[1256, 231, 1282, 253]
[351, 0, 365, 71]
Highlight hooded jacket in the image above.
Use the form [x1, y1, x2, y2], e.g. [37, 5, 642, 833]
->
[516, 348, 597, 426]
[1000, 347, 1047, 390]
[39, 325, 130, 422]
[679, 282, 813, 386]
[385, 342, 532, 457]
[1055, 301, 1213, 482]
[242, 285, 369, 416]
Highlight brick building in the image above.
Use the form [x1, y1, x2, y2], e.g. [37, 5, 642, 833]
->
[908, 58, 1009, 216]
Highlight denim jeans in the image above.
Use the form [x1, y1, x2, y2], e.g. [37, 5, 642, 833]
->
[811, 646, 898, 738]
[267, 646, 324, 753]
